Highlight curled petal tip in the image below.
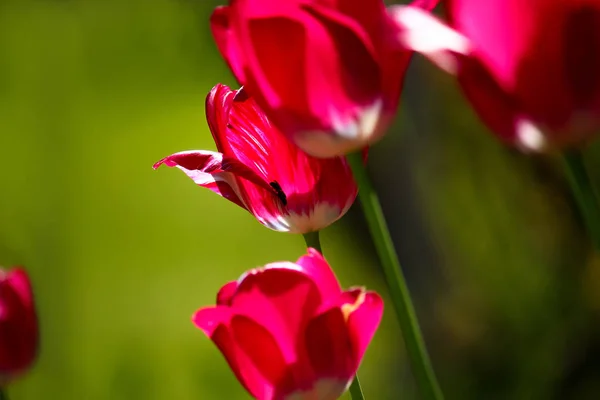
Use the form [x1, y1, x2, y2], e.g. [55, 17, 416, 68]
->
[152, 159, 164, 170]
[192, 307, 231, 337]
[216, 281, 238, 306]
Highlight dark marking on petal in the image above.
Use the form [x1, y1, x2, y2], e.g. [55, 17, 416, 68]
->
[269, 181, 287, 206]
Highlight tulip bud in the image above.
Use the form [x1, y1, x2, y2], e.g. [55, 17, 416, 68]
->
[0, 268, 38, 384]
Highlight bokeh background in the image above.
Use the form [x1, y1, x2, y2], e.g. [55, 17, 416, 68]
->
[1, 0, 600, 399]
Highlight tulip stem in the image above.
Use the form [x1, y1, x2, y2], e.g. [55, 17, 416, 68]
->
[561, 149, 600, 250]
[348, 376, 365, 400]
[346, 151, 443, 400]
[303, 231, 322, 253]
[303, 231, 366, 400]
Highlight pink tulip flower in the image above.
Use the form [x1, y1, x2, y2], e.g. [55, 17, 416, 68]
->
[193, 248, 383, 400]
[391, 0, 600, 151]
[210, 0, 440, 158]
[154, 84, 358, 233]
[0, 268, 38, 384]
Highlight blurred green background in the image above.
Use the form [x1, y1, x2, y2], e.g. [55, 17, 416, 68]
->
[1, 0, 600, 399]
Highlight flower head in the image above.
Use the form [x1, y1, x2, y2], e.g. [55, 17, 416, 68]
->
[193, 248, 383, 400]
[0, 267, 38, 384]
[392, 0, 600, 151]
[210, 0, 439, 157]
[154, 84, 358, 233]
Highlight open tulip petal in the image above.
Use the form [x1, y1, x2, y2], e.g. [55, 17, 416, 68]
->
[153, 150, 275, 211]
[155, 84, 358, 233]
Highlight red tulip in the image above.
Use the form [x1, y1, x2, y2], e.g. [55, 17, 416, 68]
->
[392, 0, 600, 151]
[210, 0, 440, 158]
[193, 249, 383, 400]
[0, 268, 38, 384]
[154, 84, 359, 233]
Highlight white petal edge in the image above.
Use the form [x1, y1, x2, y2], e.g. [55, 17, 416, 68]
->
[389, 5, 472, 75]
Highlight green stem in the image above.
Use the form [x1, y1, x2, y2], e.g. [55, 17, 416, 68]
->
[560, 150, 600, 250]
[348, 376, 365, 400]
[346, 152, 443, 400]
[303, 231, 322, 253]
[303, 231, 366, 400]
[0, 388, 8, 400]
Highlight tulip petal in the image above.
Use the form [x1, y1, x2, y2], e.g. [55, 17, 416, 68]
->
[324, 0, 387, 42]
[210, 6, 247, 84]
[446, 0, 536, 89]
[231, 264, 323, 362]
[205, 83, 238, 158]
[193, 307, 278, 399]
[319, 0, 439, 38]
[389, 5, 472, 75]
[5, 269, 34, 309]
[295, 249, 342, 300]
[342, 289, 384, 366]
[509, 3, 600, 132]
[562, 7, 600, 109]
[153, 150, 275, 210]
[244, 16, 311, 123]
[223, 0, 310, 117]
[301, 2, 381, 105]
[304, 306, 354, 381]
[410, 0, 441, 10]
[233, 1, 381, 137]
[445, 0, 600, 144]
[0, 271, 37, 375]
[446, 0, 567, 134]
[208, 85, 282, 181]
[231, 315, 295, 395]
[457, 57, 529, 145]
[192, 306, 232, 337]
[216, 281, 238, 306]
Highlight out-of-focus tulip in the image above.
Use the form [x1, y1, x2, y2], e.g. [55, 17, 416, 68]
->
[391, 0, 600, 151]
[0, 268, 38, 384]
[154, 84, 359, 233]
[210, 0, 440, 158]
[193, 248, 383, 400]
